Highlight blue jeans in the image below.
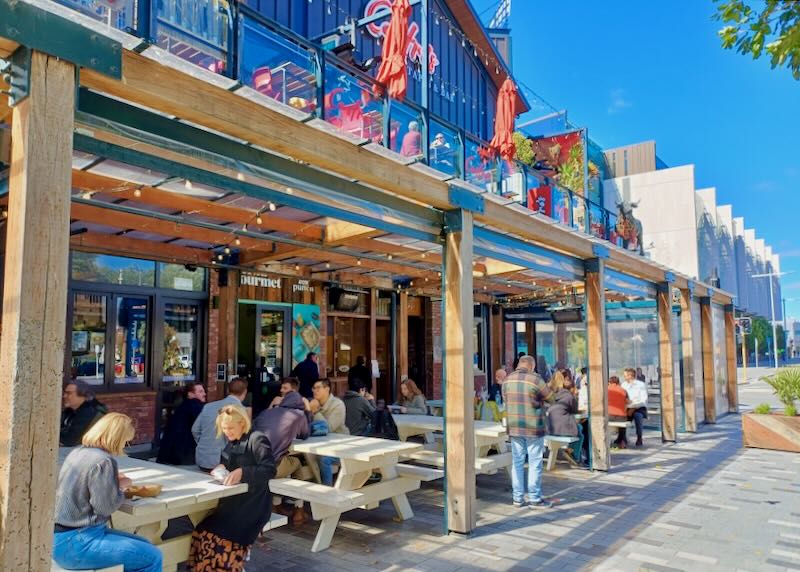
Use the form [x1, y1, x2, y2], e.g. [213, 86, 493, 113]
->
[510, 435, 545, 504]
[570, 423, 585, 462]
[319, 456, 339, 486]
[53, 523, 162, 572]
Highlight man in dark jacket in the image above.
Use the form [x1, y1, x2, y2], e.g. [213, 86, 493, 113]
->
[291, 352, 320, 398]
[156, 382, 207, 465]
[347, 355, 373, 393]
[343, 378, 376, 436]
[60, 380, 107, 447]
[253, 391, 311, 524]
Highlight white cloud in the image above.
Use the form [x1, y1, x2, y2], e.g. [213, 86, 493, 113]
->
[607, 88, 632, 115]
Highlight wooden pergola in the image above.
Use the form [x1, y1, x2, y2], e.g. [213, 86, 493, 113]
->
[0, 2, 738, 569]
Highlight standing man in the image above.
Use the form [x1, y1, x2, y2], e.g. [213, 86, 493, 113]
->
[157, 381, 206, 465]
[503, 355, 555, 509]
[347, 355, 373, 393]
[621, 368, 648, 447]
[192, 377, 248, 471]
[292, 352, 320, 399]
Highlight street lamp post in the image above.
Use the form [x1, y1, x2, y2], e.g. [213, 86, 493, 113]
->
[752, 270, 792, 369]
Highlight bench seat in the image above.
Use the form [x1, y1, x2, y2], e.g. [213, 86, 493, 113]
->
[269, 478, 365, 511]
[401, 449, 511, 474]
[395, 463, 444, 482]
[262, 512, 289, 532]
[52, 561, 122, 572]
[544, 435, 579, 471]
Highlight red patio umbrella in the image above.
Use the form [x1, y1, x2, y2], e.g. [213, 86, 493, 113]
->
[374, 0, 412, 101]
[488, 77, 519, 162]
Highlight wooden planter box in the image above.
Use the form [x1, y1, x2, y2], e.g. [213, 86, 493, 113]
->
[742, 413, 800, 453]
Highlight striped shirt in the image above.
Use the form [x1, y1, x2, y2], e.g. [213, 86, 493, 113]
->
[54, 447, 124, 528]
[503, 367, 554, 438]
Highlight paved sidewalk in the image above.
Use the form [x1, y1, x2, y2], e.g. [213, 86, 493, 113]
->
[234, 415, 799, 572]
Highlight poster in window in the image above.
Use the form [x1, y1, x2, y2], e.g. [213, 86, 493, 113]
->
[291, 304, 321, 369]
[72, 331, 89, 353]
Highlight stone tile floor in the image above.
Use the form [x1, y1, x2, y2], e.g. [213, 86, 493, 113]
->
[205, 415, 800, 571]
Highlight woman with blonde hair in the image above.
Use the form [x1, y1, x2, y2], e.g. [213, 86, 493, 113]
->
[549, 369, 572, 393]
[393, 378, 428, 414]
[53, 413, 162, 572]
[189, 404, 276, 572]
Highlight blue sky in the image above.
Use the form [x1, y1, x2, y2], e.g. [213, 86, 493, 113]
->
[472, 0, 800, 318]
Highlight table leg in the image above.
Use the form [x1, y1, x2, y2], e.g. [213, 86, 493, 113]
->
[495, 438, 513, 480]
[311, 514, 341, 553]
[379, 465, 414, 521]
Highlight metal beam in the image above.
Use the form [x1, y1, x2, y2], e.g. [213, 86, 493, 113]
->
[605, 268, 657, 299]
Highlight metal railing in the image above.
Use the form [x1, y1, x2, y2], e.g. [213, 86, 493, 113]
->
[59, 0, 626, 250]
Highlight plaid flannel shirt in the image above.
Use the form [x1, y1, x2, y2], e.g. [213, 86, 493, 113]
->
[503, 367, 554, 438]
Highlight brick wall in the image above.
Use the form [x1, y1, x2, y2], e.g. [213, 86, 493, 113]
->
[206, 270, 220, 400]
[428, 299, 443, 399]
[101, 392, 157, 444]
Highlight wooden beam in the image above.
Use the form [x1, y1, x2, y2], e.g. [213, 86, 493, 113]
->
[241, 247, 314, 264]
[0, 51, 75, 572]
[679, 289, 698, 433]
[71, 231, 209, 264]
[0, 38, 18, 59]
[725, 307, 739, 413]
[443, 209, 475, 534]
[324, 220, 380, 245]
[398, 291, 409, 381]
[657, 285, 676, 442]
[700, 298, 717, 423]
[585, 259, 610, 471]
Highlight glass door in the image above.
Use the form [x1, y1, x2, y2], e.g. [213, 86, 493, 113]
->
[253, 305, 291, 416]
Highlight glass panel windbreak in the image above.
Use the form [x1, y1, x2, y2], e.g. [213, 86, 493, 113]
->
[464, 139, 495, 190]
[159, 263, 206, 291]
[572, 193, 587, 232]
[428, 120, 460, 177]
[240, 16, 318, 113]
[115, 297, 148, 385]
[389, 102, 423, 159]
[608, 213, 623, 247]
[499, 160, 525, 202]
[155, 0, 230, 74]
[324, 64, 384, 144]
[71, 293, 107, 386]
[163, 303, 199, 383]
[55, 0, 135, 29]
[588, 202, 607, 239]
[551, 186, 571, 226]
[72, 252, 156, 287]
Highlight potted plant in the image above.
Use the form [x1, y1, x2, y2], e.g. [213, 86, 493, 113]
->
[742, 368, 800, 453]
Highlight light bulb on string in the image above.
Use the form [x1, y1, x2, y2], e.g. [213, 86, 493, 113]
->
[256, 214, 263, 225]
[224, 247, 231, 254]
[268, 202, 276, 212]
[133, 188, 142, 198]
[234, 238, 241, 246]
[185, 179, 193, 191]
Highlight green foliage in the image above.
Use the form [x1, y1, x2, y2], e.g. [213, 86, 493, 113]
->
[559, 143, 585, 195]
[763, 367, 800, 407]
[714, 0, 800, 80]
[513, 131, 535, 166]
[754, 403, 772, 414]
[785, 404, 797, 417]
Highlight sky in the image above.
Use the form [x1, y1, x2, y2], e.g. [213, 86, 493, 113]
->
[471, 0, 800, 318]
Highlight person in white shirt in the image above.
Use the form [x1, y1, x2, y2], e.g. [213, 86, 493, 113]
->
[621, 368, 648, 447]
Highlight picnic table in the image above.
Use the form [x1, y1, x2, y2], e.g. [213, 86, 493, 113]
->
[269, 434, 430, 552]
[58, 448, 247, 571]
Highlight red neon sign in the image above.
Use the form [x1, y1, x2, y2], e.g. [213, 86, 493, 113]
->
[364, 0, 440, 75]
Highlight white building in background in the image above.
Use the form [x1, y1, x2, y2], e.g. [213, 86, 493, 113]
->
[602, 140, 782, 322]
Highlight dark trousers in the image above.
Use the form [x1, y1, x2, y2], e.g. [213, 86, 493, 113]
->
[623, 407, 647, 443]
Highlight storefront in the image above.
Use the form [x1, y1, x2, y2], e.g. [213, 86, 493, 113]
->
[66, 251, 208, 444]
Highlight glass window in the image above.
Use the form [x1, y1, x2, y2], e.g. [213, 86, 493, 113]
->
[163, 303, 200, 383]
[428, 120, 460, 177]
[115, 297, 148, 385]
[389, 102, 423, 159]
[72, 252, 155, 287]
[240, 16, 318, 113]
[464, 138, 496, 190]
[500, 160, 525, 201]
[324, 64, 384, 144]
[535, 321, 555, 380]
[71, 293, 107, 386]
[588, 202, 607, 239]
[159, 263, 206, 291]
[259, 310, 285, 377]
[572, 193, 587, 232]
[55, 0, 135, 30]
[333, 317, 368, 377]
[551, 186, 571, 226]
[154, 0, 229, 74]
[473, 318, 485, 372]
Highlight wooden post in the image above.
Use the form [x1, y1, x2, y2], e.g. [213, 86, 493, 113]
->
[679, 288, 698, 432]
[0, 51, 75, 572]
[397, 290, 409, 381]
[490, 305, 503, 373]
[724, 305, 739, 413]
[555, 323, 568, 366]
[216, 269, 238, 397]
[700, 297, 717, 423]
[443, 209, 475, 533]
[657, 284, 676, 442]
[585, 259, 610, 471]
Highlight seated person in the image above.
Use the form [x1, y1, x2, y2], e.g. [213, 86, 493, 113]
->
[53, 413, 162, 572]
[309, 379, 349, 486]
[156, 382, 207, 465]
[549, 369, 572, 393]
[546, 378, 584, 465]
[60, 380, 108, 447]
[393, 378, 428, 414]
[190, 404, 276, 571]
[608, 376, 631, 448]
[342, 378, 376, 436]
[268, 377, 309, 410]
[253, 390, 311, 525]
[621, 368, 648, 448]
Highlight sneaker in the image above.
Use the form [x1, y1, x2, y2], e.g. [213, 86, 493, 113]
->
[512, 500, 525, 508]
[528, 499, 553, 509]
[635, 439, 643, 448]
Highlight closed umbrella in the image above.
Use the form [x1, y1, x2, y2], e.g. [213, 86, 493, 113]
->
[374, 0, 412, 101]
[488, 77, 518, 162]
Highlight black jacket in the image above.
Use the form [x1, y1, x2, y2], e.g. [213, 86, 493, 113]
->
[347, 363, 373, 392]
[156, 398, 204, 465]
[291, 358, 320, 398]
[342, 391, 375, 436]
[197, 430, 277, 546]
[60, 399, 107, 447]
[547, 389, 579, 437]
[252, 391, 311, 463]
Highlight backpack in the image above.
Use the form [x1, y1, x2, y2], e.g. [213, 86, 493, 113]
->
[310, 419, 329, 436]
[373, 408, 400, 441]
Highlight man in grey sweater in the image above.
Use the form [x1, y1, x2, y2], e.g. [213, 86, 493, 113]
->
[191, 377, 248, 471]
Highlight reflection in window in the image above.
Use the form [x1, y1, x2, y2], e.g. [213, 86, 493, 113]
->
[163, 303, 199, 383]
[72, 252, 155, 287]
[465, 139, 495, 190]
[55, 0, 134, 29]
[324, 65, 384, 143]
[115, 297, 148, 384]
[71, 293, 107, 386]
[159, 263, 206, 291]
[155, 0, 229, 74]
[390, 102, 423, 159]
[428, 120, 460, 177]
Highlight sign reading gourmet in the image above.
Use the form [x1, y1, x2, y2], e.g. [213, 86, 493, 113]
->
[238, 272, 319, 305]
[240, 273, 282, 288]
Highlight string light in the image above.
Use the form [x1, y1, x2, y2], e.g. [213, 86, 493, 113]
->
[325, 262, 331, 268]
[295, 264, 300, 271]
[256, 214, 263, 225]
[234, 238, 241, 246]
[217, 254, 224, 261]
[224, 247, 231, 254]
[133, 188, 142, 198]
[356, 259, 362, 265]
[268, 202, 276, 212]
[387, 254, 393, 261]
[184, 179, 193, 191]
